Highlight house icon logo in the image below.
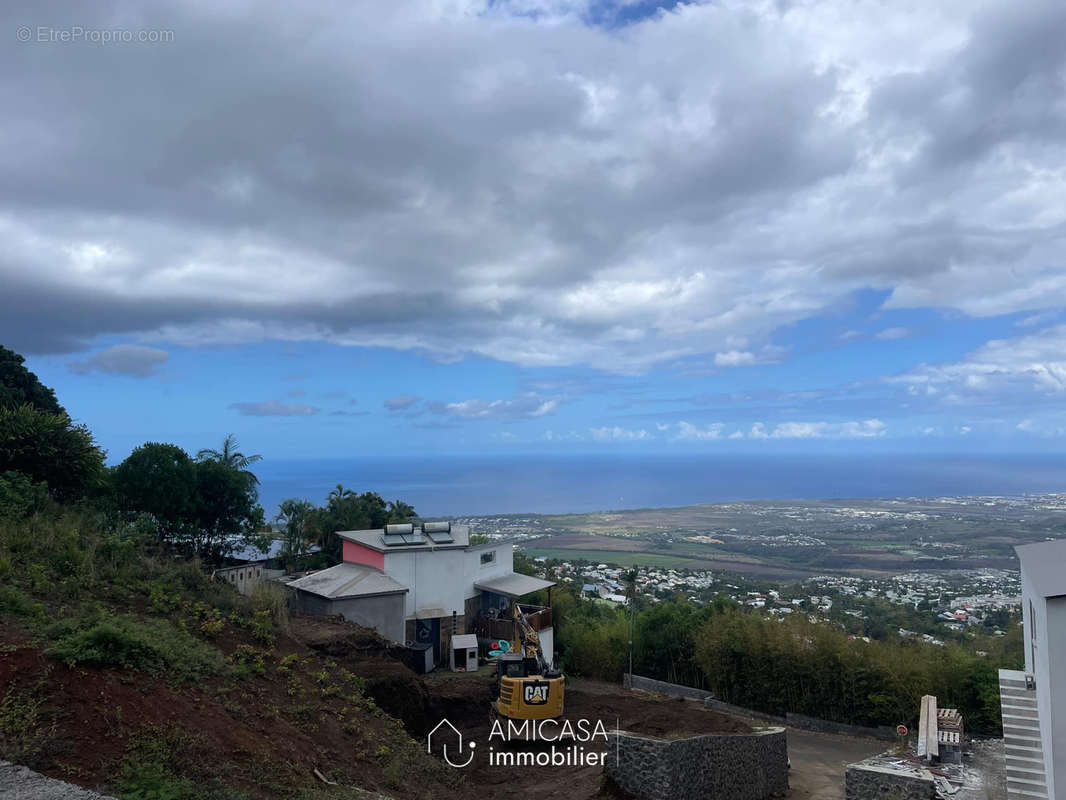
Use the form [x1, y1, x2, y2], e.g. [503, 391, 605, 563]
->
[427, 718, 476, 768]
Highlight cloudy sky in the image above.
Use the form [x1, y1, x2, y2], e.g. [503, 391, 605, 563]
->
[4, 0, 1066, 460]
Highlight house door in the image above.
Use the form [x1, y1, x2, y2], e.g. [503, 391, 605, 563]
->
[415, 618, 440, 663]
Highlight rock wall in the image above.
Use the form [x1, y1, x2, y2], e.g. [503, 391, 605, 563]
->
[844, 763, 937, 800]
[604, 727, 789, 800]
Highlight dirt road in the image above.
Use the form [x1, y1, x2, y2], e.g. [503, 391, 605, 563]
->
[784, 728, 887, 799]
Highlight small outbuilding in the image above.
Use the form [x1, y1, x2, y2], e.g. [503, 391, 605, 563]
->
[286, 563, 408, 642]
[450, 633, 479, 672]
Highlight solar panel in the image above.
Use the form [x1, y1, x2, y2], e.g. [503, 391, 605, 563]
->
[400, 531, 425, 545]
[382, 533, 408, 547]
[426, 529, 454, 544]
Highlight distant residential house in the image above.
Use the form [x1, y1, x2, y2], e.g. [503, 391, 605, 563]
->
[286, 522, 555, 666]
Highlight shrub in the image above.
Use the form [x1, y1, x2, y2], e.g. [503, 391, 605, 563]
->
[249, 581, 288, 634]
[228, 644, 266, 678]
[47, 615, 225, 681]
[199, 618, 225, 639]
[249, 609, 275, 645]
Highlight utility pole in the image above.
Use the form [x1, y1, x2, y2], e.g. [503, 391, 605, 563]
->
[627, 568, 637, 681]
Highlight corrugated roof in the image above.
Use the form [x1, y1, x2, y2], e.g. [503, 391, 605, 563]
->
[287, 563, 408, 599]
[474, 573, 555, 598]
[1016, 539, 1066, 598]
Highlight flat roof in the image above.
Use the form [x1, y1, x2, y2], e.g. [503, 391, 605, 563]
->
[452, 634, 478, 649]
[1016, 539, 1066, 598]
[474, 573, 555, 598]
[339, 524, 471, 552]
[287, 563, 408, 600]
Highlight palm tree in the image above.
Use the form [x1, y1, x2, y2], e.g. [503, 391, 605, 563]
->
[328, 483, 355, 506]
[387, 499, 416, 521]
[197, 434, 262, 485]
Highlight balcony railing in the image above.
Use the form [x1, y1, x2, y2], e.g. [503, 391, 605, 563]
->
[473, 605, 552, 642]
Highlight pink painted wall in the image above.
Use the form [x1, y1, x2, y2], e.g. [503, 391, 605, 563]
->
[342, 540, 385, 570]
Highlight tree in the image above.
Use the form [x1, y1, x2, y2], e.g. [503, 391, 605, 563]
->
[196, 434, 262, 486]
[387, 499, 416, 521]
[0, 404, 106, 504]
[0, 345, 64, 414]
[0, 346, 106, 504]
[328, 484, 354, 505]
[276, 498, 316, 566]
[189, 459, 265, 563]
[112, 443, 198, 541]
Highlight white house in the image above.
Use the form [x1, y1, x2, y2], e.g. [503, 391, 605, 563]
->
[999, 538, 1066, 800]
[287, 522, 555, 667]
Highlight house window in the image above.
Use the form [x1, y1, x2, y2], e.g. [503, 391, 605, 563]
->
[480, 550, 496, 565]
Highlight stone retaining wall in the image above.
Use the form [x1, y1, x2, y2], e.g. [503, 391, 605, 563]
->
[604, 727, 789, 800]
[844, 763, 937, 800]
[623, 673, 714, 701]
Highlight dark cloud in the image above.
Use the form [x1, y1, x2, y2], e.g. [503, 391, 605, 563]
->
[384, 394, 420, 411]
[68, 344, 169, 378]
[2, 1, 1064, 370]
[229, 401, 319, 416]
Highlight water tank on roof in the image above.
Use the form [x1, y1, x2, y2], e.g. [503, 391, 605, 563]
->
[385, 523, 414, 535]
[423, 521, 451, 533]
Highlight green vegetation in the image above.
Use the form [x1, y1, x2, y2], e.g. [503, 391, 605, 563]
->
[552, 585, 1021, 734]
[0, 683, 55, 768]
[47, 614, 225, 680]
[526, 547, 701, 569]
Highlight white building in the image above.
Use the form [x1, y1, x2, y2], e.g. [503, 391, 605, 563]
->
[999, 539, 1066, 800]
[287, 522, 555, 668]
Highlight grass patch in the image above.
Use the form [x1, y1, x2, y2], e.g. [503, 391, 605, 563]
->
[0, 685, 56, 768]
[46, 614, 225, 681]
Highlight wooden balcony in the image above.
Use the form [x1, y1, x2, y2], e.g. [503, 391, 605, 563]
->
[473, 605, 552, 642]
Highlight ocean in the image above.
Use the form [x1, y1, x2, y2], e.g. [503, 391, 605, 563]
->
[254, 453, 1066, 518]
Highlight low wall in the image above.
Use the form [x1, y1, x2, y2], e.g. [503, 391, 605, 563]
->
[604, 727, 789, 800]
[703, 699, 897, 741]
[624, 673, 714, 701]
[844, 763, 937, 800]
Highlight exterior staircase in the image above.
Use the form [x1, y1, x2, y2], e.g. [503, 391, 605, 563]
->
[999, 669, 1048, 800]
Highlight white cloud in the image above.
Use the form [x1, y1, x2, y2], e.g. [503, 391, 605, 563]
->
[894, 324, 1066, 399]
[749, 419, 887, 439]
[434, 394, 559, 420]
[589, 426, 651, 441]
[3, 0, 1065, 374]
[676, 421, 726, 440]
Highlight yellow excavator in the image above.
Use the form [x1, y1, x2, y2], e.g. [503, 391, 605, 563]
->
[492, 603, 564, 720]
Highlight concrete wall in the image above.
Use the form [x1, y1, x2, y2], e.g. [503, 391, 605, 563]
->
[291, 590, 406, 643]
[1048, 596, 1066, 800]
[216, 563, 263, 596]
[624, 673, 714, 702]
[604, 727, 788, 800]
[844, 763, 936, 800]
[702, 698, 897, 741]
[384, 543, 514, 620]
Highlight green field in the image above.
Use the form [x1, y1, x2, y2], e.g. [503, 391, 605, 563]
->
[523, 547, 703, 569]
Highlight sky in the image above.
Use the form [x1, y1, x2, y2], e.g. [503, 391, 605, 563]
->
[3, 0, 1066, 462]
